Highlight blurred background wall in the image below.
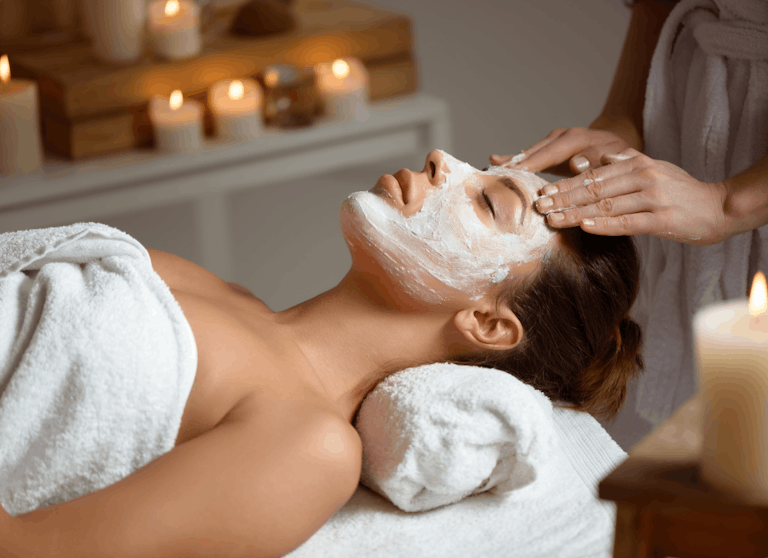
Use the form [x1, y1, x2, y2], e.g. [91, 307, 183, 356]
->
[106, 0, 633, 313]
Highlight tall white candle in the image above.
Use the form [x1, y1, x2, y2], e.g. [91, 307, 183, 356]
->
[315, 58, 369, 122]
[148, 0, 201, 61]
[0, 55, 42, 177]
[209, 79, 263, 141]
[149, 89, 203, 154]
[89, 0, 147, 65]
[694, 271, 768, 504]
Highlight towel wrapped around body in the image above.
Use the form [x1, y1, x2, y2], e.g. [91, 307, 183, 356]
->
[632, 0, 768, 427]
[0, 223, 197, 516]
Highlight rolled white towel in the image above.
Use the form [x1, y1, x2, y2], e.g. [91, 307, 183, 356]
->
[355, 363, 558, 512]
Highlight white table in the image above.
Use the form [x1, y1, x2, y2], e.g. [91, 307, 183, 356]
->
[0, 93, 451, 281]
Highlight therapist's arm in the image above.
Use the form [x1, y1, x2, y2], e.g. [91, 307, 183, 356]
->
[592, 0, 673, 151]
[495, 0, 672, 175]
[722, 154, 768, 240]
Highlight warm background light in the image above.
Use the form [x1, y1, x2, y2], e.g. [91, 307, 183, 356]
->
[228, 80, 244, 101]
[169, 90, 183, 110]
[165, 0, 180, 17]
[0, 55, 10, 86]
[264, 69, 279, 88]
[332, 59, 350, 79]
[750, 271, 767, 317]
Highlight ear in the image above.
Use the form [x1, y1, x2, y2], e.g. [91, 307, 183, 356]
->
[453, 302, 524, 352]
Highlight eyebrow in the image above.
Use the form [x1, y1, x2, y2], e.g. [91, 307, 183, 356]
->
[498, 176, 527, 227]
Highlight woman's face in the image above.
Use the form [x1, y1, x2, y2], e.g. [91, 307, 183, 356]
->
[340, 150, 559, 306]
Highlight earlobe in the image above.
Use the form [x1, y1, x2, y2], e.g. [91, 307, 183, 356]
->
[453, 305, 524, 352]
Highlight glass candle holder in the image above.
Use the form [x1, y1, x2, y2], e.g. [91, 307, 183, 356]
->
[260, 63, 317, 128]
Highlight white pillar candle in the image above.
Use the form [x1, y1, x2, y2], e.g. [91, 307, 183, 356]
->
[89, 0, 147, 65]
[0, 56, 42, 176]
[694, 271, 768, 505]
[148, 0, 201, 61]
[209, 78, 263, 141]
[315, 58, 369, 122]
[149, 89, 204, 154]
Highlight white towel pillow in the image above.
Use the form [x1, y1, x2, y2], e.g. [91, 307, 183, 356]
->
[355, 363, 559, 512]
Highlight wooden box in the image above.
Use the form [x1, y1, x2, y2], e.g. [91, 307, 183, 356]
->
[10, 0, 418, 160]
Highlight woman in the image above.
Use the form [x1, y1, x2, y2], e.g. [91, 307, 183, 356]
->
[0, 150, 642, 558]
[492, 0, 768, 441]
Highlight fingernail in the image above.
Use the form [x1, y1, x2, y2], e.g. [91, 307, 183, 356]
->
[510, 152, 526, 164]
[581, 218, 595, 226]
[542, 184, 559, 196]
[537, 197, 553, 209]
[573, 156, 589, 172]
[549, 212, 565, 223]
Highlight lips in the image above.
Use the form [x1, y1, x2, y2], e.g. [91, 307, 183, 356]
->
[373, 173, 404, 205]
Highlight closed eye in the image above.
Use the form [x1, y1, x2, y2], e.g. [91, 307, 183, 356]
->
[481, 191, 495, 218]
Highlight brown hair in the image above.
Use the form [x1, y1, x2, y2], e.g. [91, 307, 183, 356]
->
[449, 228, 644, 424]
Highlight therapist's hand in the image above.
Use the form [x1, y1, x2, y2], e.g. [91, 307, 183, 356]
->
[532, 148, 730, 246]
[489, 119, 641, 176]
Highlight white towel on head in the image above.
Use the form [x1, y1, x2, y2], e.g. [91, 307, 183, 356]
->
[0, 223, 197, 516]
[633, 0, 768, 427]
[287, 363, 626, 558]
[355, 363, 557, 512]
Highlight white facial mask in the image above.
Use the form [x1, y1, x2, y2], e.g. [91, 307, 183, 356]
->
[340, 150, 556, 304]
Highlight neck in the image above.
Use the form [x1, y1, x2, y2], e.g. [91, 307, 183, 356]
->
[273, 269, 468, 423]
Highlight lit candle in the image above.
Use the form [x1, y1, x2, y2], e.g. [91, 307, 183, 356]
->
[148, 0, 201, 61]
[314, 58, 369, 122]
[694, 271, 768, 504]
[149, 89, 204, 154]
[88, 0, 147, 64]
[209, 78, 263, 141]
[0, 55, 42, 176]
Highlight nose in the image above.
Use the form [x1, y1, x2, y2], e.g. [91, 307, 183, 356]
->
[424, 150, 444, 188]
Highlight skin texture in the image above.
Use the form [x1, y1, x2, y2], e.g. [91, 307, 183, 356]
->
[490, 0, 768, 246]
[0, 151, 560, 558]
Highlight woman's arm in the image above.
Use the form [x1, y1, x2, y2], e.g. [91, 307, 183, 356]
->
[0, 406, 361, 558]
[594, 0, 673, 151]
[492, 0, 672, 175]
[722, 154, 768, 240]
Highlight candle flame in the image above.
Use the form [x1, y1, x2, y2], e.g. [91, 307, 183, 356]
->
[228, 80, 244, 101]
[165, 0, 180, 17]
[332, 59, 350, 80]
[169, 89, 183, 111]
[749, 271, 767, 316]
[0, 55, 10, 86]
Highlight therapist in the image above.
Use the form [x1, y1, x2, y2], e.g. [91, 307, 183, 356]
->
[491, 0, 768, 446]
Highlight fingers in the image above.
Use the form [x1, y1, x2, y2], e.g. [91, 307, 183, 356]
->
[511, 128, 591, 173]
[490, 128, 569, 172]
[572, 141, 630, 174]
[534, 157, 639, 214]
[541, 191, 651, 230]
[601, 147, 641, 165]
[578, 212, 653, 236]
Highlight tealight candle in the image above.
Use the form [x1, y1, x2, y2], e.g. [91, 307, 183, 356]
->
[209, 78, 262, 140]
[314, 58, 369, 122]
[149, 89, 204, 154]
[89, 0, 147, 64]
[0, 55, 42, 176]
[148, 0, 201, 61]
[694, 271, 768, 504]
